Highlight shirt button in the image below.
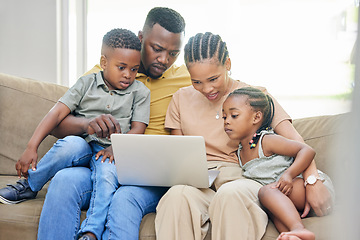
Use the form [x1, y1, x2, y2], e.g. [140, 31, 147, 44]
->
[110, 92, 113, 96]
[107, 105, 110, 109]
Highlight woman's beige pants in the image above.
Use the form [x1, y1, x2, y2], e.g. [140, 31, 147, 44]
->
[155, 161, 268, 240]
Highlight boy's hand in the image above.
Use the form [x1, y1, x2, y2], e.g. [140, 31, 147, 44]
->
[274, 172, 293, 196]
[15, 147, 38, 178]
[87, 114, 121, 139]
[95, 146, 115, 163]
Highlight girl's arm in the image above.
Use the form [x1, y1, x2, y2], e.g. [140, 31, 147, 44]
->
[16, 102, 71, 178]
[262, 134, 315, 179]
[274, 119, 332, 217]
[262, 134, 315, 196]
[274, 120, 320, 178]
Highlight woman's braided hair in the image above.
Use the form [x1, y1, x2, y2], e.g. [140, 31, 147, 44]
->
[184, 32, 229, 66]
[228, 87, 275, 149]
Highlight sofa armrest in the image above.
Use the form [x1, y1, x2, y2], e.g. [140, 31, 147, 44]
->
[0, 73, 68, 175]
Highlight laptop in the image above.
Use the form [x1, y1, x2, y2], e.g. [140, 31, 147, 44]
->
[111, 134, 219, 188]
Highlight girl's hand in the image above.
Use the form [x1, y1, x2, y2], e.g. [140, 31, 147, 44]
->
[95, 146, 115, 163]
[274, 172, 293, 196]
[15, 147, 38, 178]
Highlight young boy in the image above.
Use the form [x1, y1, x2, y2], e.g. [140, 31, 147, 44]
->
[0, 28, 150, 240]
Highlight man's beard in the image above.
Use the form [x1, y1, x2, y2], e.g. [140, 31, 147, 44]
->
[146, 63, 167, 79]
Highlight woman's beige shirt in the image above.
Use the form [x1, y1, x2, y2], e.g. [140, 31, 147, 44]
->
[165, 80, 291, 164]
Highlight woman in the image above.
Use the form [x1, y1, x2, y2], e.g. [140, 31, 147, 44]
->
[154, 32, 333, 240]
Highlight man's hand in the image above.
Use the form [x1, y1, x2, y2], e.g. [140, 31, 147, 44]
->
[15, 147, 38, 178]
[87, 114, 121, 138]
[301, 181, 333, 218]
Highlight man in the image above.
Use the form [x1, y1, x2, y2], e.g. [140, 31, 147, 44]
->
[38, 7, 190, 240]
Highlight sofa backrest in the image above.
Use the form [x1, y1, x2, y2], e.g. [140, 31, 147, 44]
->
[0, 73, 68, 175]
[0, 71, 348, 184]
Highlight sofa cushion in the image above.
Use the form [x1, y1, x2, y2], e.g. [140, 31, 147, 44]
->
[0, 176, 48, 240]
[0, 113, 345, 240]
[0, 175, 86, 240]
[0, 73, 68, 175]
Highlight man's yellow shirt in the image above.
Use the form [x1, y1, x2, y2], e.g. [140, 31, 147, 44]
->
[84, 64, 191, 135]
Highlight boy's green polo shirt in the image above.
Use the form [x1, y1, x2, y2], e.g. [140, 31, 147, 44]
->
[84, 64, 192, 135]
[59, 71, 150, 147]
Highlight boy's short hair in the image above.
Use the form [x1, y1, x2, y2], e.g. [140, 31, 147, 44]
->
[143, 7, 185, 34]
[103, 28, 141, 51]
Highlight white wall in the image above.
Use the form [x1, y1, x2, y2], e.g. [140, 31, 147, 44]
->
[0, 0, 58, 84]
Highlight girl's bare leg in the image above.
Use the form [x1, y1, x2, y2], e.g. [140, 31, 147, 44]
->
[267, 212, 313, 240]
[267, 211, 289, 233]
[258, 178, 315, 240]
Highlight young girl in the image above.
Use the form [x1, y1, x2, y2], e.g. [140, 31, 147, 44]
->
[222, 87, 334, 240]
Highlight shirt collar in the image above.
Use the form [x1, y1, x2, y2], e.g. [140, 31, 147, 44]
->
[95, 71, 106, 87]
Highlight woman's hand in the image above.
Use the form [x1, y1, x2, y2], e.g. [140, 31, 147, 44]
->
[15, 147, 38, 178]
[95, 146, 115, 163]
[274, 172, 293, 196]
[301, 181, 333, 218]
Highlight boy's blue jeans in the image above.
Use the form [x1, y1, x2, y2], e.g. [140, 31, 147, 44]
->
[33, 136, 167, 239]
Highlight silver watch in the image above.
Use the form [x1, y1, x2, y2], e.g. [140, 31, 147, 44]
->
[304, 175, 325, 187]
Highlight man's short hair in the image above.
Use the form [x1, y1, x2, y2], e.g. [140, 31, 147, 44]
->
[144, 7, 185, 34]
[103, 28, 141, 51]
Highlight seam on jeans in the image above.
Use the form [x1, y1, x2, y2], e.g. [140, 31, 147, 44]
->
[74, 200, 81, 239]
[73, 153, 93, 166]
[79, 158, 97, 234]
[107, 216, 112, 240]
[77, 189, 93, 237]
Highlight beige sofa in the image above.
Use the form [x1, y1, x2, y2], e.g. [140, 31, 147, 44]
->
[0, 72, 344, 240]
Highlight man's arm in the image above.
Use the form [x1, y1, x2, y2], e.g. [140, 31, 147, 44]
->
[51, 114, 121, 139]
[51, 114, 88, 139]
[127, 121, 147, 135]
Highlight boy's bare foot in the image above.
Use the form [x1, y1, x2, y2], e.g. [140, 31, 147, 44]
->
[277, 228, 315, 240]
